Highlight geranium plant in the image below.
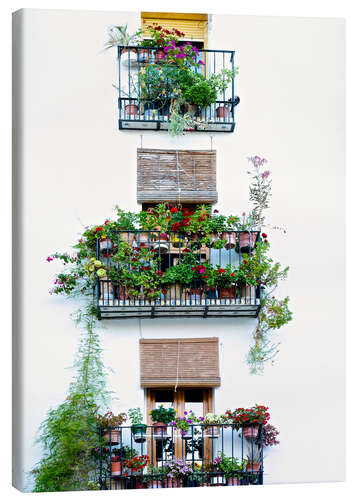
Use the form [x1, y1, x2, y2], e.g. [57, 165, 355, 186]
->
[97, 410, 127, 428]
[225, 405, 270, 429]
[122, 455, 150, 474]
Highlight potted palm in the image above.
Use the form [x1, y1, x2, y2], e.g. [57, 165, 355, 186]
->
[128, 407, 147, 443]
[246, 447, 262, 473]
[104, 24, 142, 58]
[150, 405, 176, 438]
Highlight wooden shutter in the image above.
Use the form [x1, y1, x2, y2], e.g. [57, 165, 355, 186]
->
[140, 338, 221, 388]
[137, 148, 218, 204]
[141, 12, 208, 45]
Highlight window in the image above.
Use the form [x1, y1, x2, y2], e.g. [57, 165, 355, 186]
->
[141, 12, 208, 49]
[146, 388, 213, 465]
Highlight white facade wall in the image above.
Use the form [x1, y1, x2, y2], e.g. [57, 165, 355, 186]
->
[14, 9, 345, 491]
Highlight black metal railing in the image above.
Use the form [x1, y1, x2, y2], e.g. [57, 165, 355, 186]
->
[96, 230, 261, 319]
[99, 423, 263, 490]
[117, 46, 238, 132]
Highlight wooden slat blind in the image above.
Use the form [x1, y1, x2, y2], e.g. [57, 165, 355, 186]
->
[137, 148, 217, 204]
[140, 338, 221, 388]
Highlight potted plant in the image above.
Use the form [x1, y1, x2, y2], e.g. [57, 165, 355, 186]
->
[97, 410, 127, 445]
[128, 407, 147, 443]
[200, 413, 223, 438]
[169, 410, 197, 439]
[211, 453, 247, 485]
[150, 405, 176, 437]
[225, 405, 270, 439]
[255, 423, 280, 448]
[164, 457, 195, 488]
[122, 454, 151, 489]
[104, 24, 142, 55]
[246, 447, 262, 473]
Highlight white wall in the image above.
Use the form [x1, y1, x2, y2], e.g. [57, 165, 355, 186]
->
[14, 8, 345, 491]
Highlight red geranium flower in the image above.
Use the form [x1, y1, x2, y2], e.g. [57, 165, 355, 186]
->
[262, 233, 267, 238]
[170, 207, 178, 214]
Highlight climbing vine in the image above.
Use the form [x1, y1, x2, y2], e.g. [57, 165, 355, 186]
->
[32, 301, 111, 492]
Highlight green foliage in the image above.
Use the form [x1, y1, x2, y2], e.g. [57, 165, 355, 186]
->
[32, 304, 112, 492]
[150, 405, 176, 424]
[128, 407, 144, 425]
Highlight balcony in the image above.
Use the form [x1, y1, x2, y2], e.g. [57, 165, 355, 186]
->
[96, 230, 261, 319]
[99, 423, 264, 489]
[117, 46, 238, 133]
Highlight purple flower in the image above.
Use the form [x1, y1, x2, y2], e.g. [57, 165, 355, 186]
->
[242, 212, 246, 216]
[184, 411, 187, 415]
[198, 60, 205, 65]
[46, 256, 53, 262]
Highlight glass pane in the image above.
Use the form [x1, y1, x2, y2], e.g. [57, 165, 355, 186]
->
[154, 390, 174, 406]
[184, 389, 204, 417]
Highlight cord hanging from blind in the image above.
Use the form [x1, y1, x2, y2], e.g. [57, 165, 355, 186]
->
[174, 339, 181, 392]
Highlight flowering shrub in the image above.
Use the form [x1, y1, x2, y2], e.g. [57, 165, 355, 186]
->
[97, 410, 127, 428]
[169, 410, 197, 437]
[122, 455, 150, 474]
[140, 23, 184, 48]
[225, 405, 270, 428]
[212, 453, 247, 476]
[164, 457, 194, 478]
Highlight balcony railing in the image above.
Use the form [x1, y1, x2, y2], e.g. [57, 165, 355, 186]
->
[99, 423, 263, 490]
[96, 230, 261, 319]
[117, 46, 238, 132]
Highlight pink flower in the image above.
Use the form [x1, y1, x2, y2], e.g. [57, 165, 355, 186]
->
[261, 170, 271, 179]
[46, 256, 53, 262]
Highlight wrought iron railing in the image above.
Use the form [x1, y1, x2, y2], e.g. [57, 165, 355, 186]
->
[96, 230, 261, 319]
[99, 423, 263, 489]
[117, 46, 238, 132]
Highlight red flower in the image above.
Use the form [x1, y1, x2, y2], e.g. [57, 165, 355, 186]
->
[262, 233, 267, 238]
[182, 208, 193, 216]
[170, 207, 178, 214]
[95, 226, 103, 232]
[230, 272, 235, 277]
[218, 268, 226, 274]
[182, 218, 191, 226]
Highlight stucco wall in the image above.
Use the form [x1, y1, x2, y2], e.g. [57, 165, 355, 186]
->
[14, 8, 345, 491]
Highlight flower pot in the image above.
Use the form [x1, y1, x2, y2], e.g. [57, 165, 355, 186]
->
[203, 425, 220, 438]
[219, 287, 236, 299]
[227, 476, 241, 486]
[111, 461, 122, 476]
[246, 462, 261, 473]
[164, 477, 178, 488]
[206, 288, 217, 300]
[120, 47, 137, 56]
[152, 241, 170, 253]
[99, 238, 113, 252]
[236, 231, 257, 252]
[105, 428, 121, 445]
[124, 104, 139, 117]
[153, 422, 168, 437]
[211, 475, 227, 486]
[131, 423, 147, 443]
[215, 105, 230, 119]
[222, 232, 236, 249]
[243, 425, 259, 440]
[138, 48, 151, 63]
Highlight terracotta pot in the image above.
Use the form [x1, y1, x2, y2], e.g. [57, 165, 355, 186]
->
[222, 232, 236, 249]
[111, 461, 122, 476]
[243, 425, 259, 440]
[155, 49, 165, 63]
[105, 428, 121, 444]
[227, 476, 241, 486]
[216, 106, 229, 119]
[246, 462, 261, 473]
[153, 422, 168, 436]
[124, 104, 139, 117]
[203, 425, 220, 438]
[99, 238, 113, 252]
[165, 477, 178, 488]
[138, 48, 151, 62]
[219, 287, 236, 299]
[236, 231, 257, 251]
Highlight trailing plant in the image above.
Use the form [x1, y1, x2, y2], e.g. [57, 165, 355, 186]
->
[256, 423, 280, 448]
[225, 405, 270, 429]
[97, 410, 127, 428]
[32, 303, 112, 492]
[164, 457, 194, 478]
[169, 410, 197, 437]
